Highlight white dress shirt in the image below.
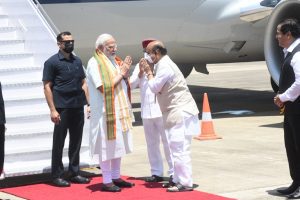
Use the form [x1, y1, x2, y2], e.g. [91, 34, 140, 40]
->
[130, 63, 162, 119]
[147, 56, 175, 94]
[279, 38, 300, 102]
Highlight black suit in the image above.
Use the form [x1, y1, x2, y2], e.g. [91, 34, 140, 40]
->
[279, 44, 300, 182]
[0, 82, 6, 174]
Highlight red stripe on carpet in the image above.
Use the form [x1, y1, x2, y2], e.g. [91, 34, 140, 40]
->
[1, 176, 236, 200]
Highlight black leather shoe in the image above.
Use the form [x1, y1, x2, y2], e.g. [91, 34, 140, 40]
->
[52, 178, 70, 187]
[277, 181, 300, 195]
[145, 175, 164, 182]
[113, 179, 135, 188]
[288, 187, 300, 199]
[70, 175, 90, 184]
[101, 184, 121, 192]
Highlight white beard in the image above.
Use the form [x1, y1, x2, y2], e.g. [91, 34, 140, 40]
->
[103, 49, 116, 60]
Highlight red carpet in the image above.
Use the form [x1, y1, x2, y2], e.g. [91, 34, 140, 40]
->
[1, 176, 236, 200]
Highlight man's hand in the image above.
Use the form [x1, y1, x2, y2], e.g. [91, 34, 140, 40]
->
[139, 58, 152, 74]
[50, 110, 60, 124]
[139, 62, 145, 73]
[120, 56, 132, 78]
[274, 95, 284, 108]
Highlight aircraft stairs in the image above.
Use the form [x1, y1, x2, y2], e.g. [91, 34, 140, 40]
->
[0, 0, 93, 177]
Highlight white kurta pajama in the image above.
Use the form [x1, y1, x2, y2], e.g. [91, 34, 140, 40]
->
[148, 55, 199, 188]
[131, 63, 174, 177]
[86, 56, 133, 183]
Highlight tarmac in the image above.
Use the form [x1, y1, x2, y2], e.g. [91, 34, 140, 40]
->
[0, 62, 294, 200]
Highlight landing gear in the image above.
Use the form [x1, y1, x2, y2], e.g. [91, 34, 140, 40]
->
[179, 66, 193, 78]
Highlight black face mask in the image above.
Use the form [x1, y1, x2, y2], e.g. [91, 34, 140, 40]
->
[63, 42, 74, 53]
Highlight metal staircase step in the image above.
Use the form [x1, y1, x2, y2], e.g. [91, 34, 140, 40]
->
[5, 158, 52, 177]
[0, 65, 40, 72]
[6, 121, 51, 137]
[0, 7, 5, 15]
[0, 69, 42, 84]
[0, 52, 34, 66]
[1, 0, 27, 3]
[15, 13, 45, 27]
[0, 15, 8, 27]
[4, 146, 91, 177]
[1, 80, 41, 88]
[6, 110, 49, 121]
[5, 132, 53, 153]
[0, 26, 23, 40]
[0, 0, 96, 177]
[0, 39, 25, 53]
[2, 83, 44, 101]
[6, 98, 48, 111]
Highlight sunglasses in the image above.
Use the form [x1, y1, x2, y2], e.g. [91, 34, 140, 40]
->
[60, 40, 74, 45]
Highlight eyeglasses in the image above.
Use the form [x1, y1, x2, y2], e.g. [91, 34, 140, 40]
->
[60, 40, 74, 45]
[105, 44, 117, 50]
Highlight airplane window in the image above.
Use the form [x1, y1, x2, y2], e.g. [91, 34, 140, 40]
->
[260, 0, 281, 7]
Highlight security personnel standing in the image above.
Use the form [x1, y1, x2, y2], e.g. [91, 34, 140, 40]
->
[0, 82, 6, 179]
[274, 18, 300, 198]
[43, 31, 90, 187]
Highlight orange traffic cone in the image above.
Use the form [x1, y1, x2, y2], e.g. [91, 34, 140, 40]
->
[194, 93, 222, 140]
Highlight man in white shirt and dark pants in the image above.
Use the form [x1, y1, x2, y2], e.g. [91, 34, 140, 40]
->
[131, 39, 174, 183]
[141, 40, 199, 192]
[274, 18, 300, 198]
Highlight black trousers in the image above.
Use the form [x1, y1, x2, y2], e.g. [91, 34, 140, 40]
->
[51, 107, 84, 179]
[0, 124, 5, 174]
[284, 114, 300, 181]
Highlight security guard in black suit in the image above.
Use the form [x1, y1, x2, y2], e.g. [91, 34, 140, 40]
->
[274, 18, 300, 198]
[0, 82, 6, 177]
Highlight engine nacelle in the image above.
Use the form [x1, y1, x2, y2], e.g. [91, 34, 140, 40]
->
[264, 0, 300, 86]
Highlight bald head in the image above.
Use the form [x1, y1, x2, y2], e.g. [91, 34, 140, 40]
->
[145, 40, 167, 64]
[146, 41, 167, 55]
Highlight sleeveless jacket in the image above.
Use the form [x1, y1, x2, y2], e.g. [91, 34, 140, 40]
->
[279, 44, 300, 114]
[155, 56, 199, 128]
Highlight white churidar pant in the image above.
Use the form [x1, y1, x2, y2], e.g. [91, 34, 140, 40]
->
[99, 157, 121, 184]
[165, 114, 199, 187]
[142, 117, 174, 177]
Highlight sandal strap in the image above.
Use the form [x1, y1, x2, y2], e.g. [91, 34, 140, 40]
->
[167, 183, 193, 192]
[176, 183, 185, 190]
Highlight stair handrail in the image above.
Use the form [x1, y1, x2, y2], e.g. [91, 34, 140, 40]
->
[29, 0, 60, 37]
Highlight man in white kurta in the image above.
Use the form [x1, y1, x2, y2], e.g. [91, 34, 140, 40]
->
[86, 33, 134, 192]
[130, 40, 174, 182]
[141, 41, 199, 192]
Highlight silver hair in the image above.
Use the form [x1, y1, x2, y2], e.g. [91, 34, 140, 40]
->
[95, 33, 113, 49]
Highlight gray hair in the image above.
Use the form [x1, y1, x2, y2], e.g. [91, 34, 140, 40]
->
[95, 33, 113, 49]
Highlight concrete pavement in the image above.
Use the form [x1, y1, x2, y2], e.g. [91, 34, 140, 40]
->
[0, 62, 293, 199]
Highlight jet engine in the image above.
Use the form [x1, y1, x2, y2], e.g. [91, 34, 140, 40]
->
[264, 0, 300, 92]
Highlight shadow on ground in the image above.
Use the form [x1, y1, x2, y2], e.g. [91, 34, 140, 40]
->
[132, 84, 278, 124]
